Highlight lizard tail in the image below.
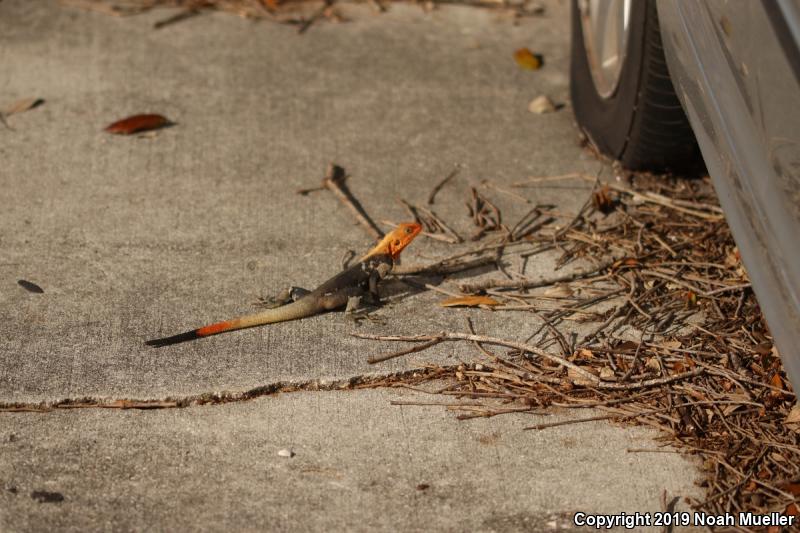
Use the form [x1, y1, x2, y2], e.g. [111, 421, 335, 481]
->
[144, 319, 239, 347]
[145, 299, 318, 348]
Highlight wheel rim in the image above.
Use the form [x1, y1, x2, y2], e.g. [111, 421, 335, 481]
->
[578, 0, 632, 98]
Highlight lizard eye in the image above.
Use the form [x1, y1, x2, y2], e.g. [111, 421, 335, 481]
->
[405, 227, 413, 234]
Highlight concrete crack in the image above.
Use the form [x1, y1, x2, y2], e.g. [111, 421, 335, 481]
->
[0, 367, 451, 414]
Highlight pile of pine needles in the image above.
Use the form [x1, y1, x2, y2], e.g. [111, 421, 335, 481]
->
[58, 0, 544, 32]
[356, 173, 799, 529]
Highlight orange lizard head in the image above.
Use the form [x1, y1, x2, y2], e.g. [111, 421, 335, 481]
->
[364, 222, 422, 260]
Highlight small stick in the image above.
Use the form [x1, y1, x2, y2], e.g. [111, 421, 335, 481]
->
[511, 173, 588, 187]
[459, 259, 614, 293]
[626, 448, 681, 454]
[298, 0, 334, 34]
[427, 165, 460, 204]
[153, 8, 201, 29]
[322, 163, 383, 240]
[367, 337, 445, 364]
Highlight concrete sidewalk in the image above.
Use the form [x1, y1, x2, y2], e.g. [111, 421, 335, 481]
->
[0, 1, 702, 530]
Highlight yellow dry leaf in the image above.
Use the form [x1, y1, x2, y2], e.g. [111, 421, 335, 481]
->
[543, 284, 573, 298]
[645, 357, 661, 372]
[599, 367, 615, 380]
[3, 97, 44, 116]
[514, 48, 542, 70]
[567, 366, 596, 386]
[785, 404, 800, 425]
[439, 295, 500, 308]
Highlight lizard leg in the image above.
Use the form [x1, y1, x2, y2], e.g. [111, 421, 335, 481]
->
[344, 295, 363, 318]
[366, 271, 382, 305]
[254, 286, 310, 309]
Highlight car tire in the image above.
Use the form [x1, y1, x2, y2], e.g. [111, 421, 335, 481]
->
[570, 0, 699, 170]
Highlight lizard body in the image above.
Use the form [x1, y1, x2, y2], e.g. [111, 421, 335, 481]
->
[145, 222, 421, 347]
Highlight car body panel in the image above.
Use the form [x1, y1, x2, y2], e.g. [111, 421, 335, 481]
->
[656, 0, 800, 389]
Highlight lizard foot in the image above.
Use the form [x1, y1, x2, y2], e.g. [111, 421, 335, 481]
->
[253, 286, 310, 308]
[344, 296, 386, 324]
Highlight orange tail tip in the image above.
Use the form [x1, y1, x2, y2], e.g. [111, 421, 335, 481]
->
[145, 319, 238, 348]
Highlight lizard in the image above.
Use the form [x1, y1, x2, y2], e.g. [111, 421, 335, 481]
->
[145, 222, 422, 347]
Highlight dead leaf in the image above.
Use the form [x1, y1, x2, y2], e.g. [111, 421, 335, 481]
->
[645, 357, 661, 373]
[722, 404, 741, 417]
[685, 290, 697, 307]
[567, 366, 596, 386]
[611, 258, 641, 272]
[440, 295, 500, 308]
[592, 185, 615, 214]
[527, 95, 555, 114]
[543, 284, 573, 298]
[779, 482, 800, 497]
[785, 404, 800, 425]
[770, 451, 787, 463]
[724, 246, 740, 268]
[3, 97, 45, 116]
[567, 370, 593, 385]
[105, 114, 173, 135]
[753, 342, 773, 356]
[17, 279, 44, 294]
[514, 48, 543, 70]
[599, 367, 614, 380]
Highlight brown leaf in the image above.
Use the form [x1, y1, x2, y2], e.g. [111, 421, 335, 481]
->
[592, 185, 615, 214]
[514, 48, 543, 70]
[645, 357, 661, 373]
[611, 258, 641, 272]
[617, 340, 639, 351]
[567, 366, 596, 386]
[599, 367, 614, 380]
[785, 404, 800, 425]
[3, 97, 44, 116]
[779, 482, 800, 497]
[440, 295, 500, 308]
[105, 114, 172, 135]
[753, 342, 773, 356]
[685, 290, 697, 307]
